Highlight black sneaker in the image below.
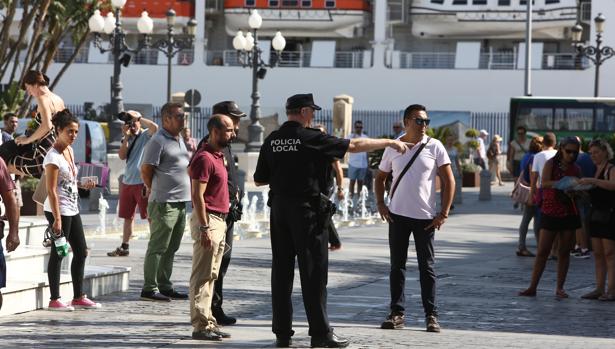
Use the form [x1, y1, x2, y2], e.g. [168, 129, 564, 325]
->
[275, 337, 292, 348]
[140, 290, 171, 302]
[380, 312, 405, 329]
[213, 308, 237, 326]
[160, 289, 188, 299]
[426, 315, 441, 333]
[107, 247, 129, 257]
[310, 331, 349, 348]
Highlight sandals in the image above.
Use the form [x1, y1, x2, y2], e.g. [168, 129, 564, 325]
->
[516, 249, 535, 257]
[598, 293, 615, 301]
[581, 289, 604, 300]
[555, 289, 569, 299]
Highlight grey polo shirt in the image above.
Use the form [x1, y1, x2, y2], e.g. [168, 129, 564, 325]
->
[141, 127, 191, 203]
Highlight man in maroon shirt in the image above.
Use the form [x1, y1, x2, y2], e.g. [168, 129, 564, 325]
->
[0, 157, 20, 310]
[188, 114, 235, 341]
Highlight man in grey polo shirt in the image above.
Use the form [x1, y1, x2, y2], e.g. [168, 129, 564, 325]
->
[140, 102, 191, 302]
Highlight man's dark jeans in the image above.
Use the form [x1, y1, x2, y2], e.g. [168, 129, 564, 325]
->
[388, 212, 437, 317]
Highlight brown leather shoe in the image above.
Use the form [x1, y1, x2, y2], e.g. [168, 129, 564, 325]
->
[380, 312, 405, 329]
[426, 315, 441, 332]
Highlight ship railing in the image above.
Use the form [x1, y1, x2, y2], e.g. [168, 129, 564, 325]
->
[397, 52, 456, 69]
[206, 50, 371, 68]
[542, 53, 590, 70]
[479, 52, 517, 70]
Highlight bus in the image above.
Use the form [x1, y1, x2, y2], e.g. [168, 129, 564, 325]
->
[509, 96, 615, 142]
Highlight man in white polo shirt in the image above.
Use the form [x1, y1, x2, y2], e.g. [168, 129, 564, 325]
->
[375, 104, 455, 333]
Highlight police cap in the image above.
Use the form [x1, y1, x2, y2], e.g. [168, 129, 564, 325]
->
[212, 101, 247, 118]
[285, 93, 322, 111]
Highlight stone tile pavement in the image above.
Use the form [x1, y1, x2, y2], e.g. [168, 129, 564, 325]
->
[1, 184, 614, 348]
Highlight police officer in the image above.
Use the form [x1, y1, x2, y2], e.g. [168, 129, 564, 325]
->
[254, 93, 409, 348]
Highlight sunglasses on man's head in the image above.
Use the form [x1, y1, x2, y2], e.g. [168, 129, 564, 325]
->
[413, 118, 431, 126]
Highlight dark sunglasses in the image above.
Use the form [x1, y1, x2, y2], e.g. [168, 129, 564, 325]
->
[172, 112, 186, 119]
[413, 118, 431, 126]
[564, 149, 579, 155]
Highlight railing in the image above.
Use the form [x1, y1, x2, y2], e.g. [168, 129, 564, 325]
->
[394, 51, 590, 70]
[398, 52, 455, 69]
[205, 50, 370, 68]
[54, 45, 90, 64]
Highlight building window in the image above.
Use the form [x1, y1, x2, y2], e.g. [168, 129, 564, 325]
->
[245, 0, 255, 6]
[269, 0, 279, 6]
[452, 0, 467, 5]
[473, 0, 487, 4]
[498, 0, 511, 5]
[430, 0, 444, 4]
[282, 0, 298, 7]
[545, 0, 559, 4]
[325, 0, 335, 8]
[301, 0, 311, 7]
[520, 0, 535, 5]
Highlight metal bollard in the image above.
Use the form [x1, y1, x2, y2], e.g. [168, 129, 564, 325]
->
[453, 172, 462, 204]
[479, 169, 491, 201]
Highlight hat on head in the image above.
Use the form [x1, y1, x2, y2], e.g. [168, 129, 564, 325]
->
[212, 101, 247, 118]
[285, 93, 322, 111]
[479, 129, 489, 136]
[126, 110, 142, 118]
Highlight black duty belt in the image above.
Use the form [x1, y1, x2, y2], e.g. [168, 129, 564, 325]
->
[208, 211, 228, 220]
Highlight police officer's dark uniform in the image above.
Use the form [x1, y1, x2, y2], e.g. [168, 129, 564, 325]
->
[254, 94, 350, 348]
[195, 101, 247, 325]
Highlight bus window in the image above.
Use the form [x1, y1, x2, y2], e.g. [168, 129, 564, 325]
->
[518, 107, 552, 130]
[554, 108, 593, 131]
[596, 107, 615, 131]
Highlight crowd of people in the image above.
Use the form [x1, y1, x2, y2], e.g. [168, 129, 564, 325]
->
[0, 69, 613, 347]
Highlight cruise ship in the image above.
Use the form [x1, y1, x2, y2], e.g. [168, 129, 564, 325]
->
[3, 0, 614, 116]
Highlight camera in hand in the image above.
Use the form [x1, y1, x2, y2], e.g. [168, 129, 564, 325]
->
[117, 111, 133, 124]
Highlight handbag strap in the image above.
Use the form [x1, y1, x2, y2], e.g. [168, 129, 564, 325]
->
[125, 131, 145, 161]
[389, 137, 431, 200]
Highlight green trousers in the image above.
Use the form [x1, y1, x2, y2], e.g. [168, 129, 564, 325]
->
[142, 201, 187, 293]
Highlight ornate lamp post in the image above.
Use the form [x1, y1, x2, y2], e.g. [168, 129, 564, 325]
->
[232, 10, 286, 152]
[88, 0, 153, 151]
[571, 13, 615, 97]
[151, 9, 197, 102]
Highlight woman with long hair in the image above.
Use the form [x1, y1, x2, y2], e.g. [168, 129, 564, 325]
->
[519, 137, 582, 298]
[578, 139, 615, 301]
[44, 109, 100, 311]
[516, 136, 544, 257]
[0, 70, 64, 177]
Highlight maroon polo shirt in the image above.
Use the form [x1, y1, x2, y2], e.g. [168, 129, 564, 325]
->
[189, 143, 229, 214]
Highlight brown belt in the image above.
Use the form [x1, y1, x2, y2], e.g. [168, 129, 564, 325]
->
[208, 211, 227, 220]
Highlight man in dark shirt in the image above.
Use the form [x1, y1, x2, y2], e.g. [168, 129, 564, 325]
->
[0, 157, 20, 311]
[209, 101, 247, 325]
[254, 93, 409, 348]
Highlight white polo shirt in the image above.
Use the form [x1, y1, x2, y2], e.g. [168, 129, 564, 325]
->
[379, 136, 451, 220]
[531, 149, 557, 187]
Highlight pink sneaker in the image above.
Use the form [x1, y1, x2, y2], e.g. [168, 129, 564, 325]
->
[71, 296, 102, 309]
[48, 299, 75, 312]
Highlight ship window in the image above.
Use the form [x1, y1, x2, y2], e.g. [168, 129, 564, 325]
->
[269, 0, 279, 6]
[545, 0, 559, 3]
[452, 0, 467, 5]
[325, 0, 335, 8]
[301, 0, 312, 7]
[282, 0, 299, 7]
[473, 0, 487, 4]
[430, 0, 444, 4]
[245, 0, 255, 6]
[498, 0, 511, 5]
[520, 0, 535, 5]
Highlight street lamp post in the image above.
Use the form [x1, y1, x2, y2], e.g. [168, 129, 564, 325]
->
[151, 9, 197, 102]
[88, 0, 153, 151]
[571, 13, 615, 97]
[232, 10, 286, 152]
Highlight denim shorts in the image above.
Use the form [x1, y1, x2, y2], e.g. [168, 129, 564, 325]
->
[348, 165, 368, 181]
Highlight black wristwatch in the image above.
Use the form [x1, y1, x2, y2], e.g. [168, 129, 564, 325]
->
[199, 225, 210, 233]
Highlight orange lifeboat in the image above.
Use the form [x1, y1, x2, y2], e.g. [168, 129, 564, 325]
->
[114, 0, 194, 18]
[224, 0, 371, 38]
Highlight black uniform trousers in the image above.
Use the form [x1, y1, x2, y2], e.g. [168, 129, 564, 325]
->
[388, 212, 438, 317]
[211, 216, 235, 313]
[270, 196, 330, 338]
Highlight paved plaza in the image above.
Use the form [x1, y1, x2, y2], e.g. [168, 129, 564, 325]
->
[1, 184, 614, 348]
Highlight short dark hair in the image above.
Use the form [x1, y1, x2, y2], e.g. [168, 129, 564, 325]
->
[285, 107, 302, 116]
[52, 109, 79, 130]
[543, 132, 556, 147]
[161, 102, 183, 118]
[354, 120, 363, 126]
[207, 114, 226, 133]
[3, 113, 16, 122]
[516, 125, 527, 133]
[403, 104, 427, 120]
